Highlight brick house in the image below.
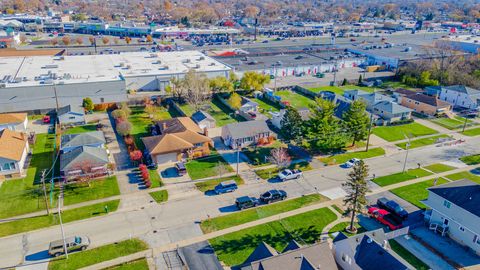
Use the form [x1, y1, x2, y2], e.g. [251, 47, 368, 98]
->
[394, 89, 452, 116]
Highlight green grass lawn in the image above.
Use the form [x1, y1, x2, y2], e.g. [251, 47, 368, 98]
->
[445, 171, 480, 183]
[423, 163, 456, 173]
[390, 178, 449, 209]
[463, 127, 480, 137]
[209, 207, 336, 266]
[380, 81, 415, 89]
[242, 142, 286, 167]
[62, 176, 120, 206]
[149, 190, 168, 203]
[460, 154, 480, 165]
[373, 168, 432, 187]
[430, 116, 476, 130]
[186, 155, 233, 180]
[0, 200, 119, 237]
[148, 169, 163, 188]
[255, 161, 312, 180]
[105, 258, 149, 270]
[275, 90, 315, 109]
[0, 133, 57, 219]
[308, 85, 376, 95]
[201, 194, 328, 233]
[64, 124, 98, 134]
[389, 240, 430, 270]
[179, 103, 195, 116]
[318, 147, 385, 165]
[251, 97, 281, 114]
[194, 175, 244, 192]
[48, 238, 148, 270]
[395, 135, 451, 150]
[328, 222, 365, 238]
[331, 204, 345, 215]
[127, 106, 173, 150]
[372, 122, 438, 142]
[207, 99, 241, 126]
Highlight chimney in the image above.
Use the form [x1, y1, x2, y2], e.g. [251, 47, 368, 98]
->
[203, 127, 208, 136]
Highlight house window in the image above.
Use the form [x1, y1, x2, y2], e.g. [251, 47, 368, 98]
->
[194, 143, 203, 147]
[443, 200, 451, 208]
[1, 162, 15, 171]
[100, 98, 105, 103]
[459, 226, 465, 232]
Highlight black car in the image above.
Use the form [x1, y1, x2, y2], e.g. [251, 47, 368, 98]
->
[260, 190, 287, 204]
[235, 196, 259, 210]
[377, 197, 408, 220]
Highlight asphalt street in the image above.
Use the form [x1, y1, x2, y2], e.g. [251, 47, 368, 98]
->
[1, 135, 479, 268]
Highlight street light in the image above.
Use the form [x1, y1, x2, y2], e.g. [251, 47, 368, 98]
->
[402, 135, 411, 173]
[58, 195, 68, 259]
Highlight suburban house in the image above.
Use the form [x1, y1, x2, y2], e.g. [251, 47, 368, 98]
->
[60, 146, 110, 180]
[394, 89, 452, 116]
[422, 179, 480, 255]
[0, 129, 29, 180]
[320, 91, 354, 119]
[437, 85, 480, 110]
[142, 117, 212, 164]
[237, 240, 338, 270]
[221, 120, 275, 149]
[57, 105, 86, 126]
[60, 131, 106, 153]
[343, 89, 394, 111]
[191, 110, 216, 129]
[238, 98, 265, 120]
[332, 228, 412, 270]
[0, 113, 28, 132]
[270, 107, 311, 130]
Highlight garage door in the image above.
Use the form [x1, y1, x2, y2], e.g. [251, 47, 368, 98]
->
[156, 153, 178, 165]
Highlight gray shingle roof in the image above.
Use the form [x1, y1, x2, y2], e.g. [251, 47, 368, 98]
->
[373, 101, 412, 114]
[224, 121, 271, 140]
[355, 236, 409, 270]
[191, 110, 215, 123]
[243, 242, 278, 266]
[58, 104, 85, 116]
[444, 85, 480, 96]
[428, 179, 480, 217]
[61, 131, 106, 150]
[282, 240, 302, 253]
[60, 146, 109, 171]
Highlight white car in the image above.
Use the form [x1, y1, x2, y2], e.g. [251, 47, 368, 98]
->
[343, 158, 360, 168]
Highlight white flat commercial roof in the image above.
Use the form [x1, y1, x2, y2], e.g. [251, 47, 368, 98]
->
[0, 50, 231, 88]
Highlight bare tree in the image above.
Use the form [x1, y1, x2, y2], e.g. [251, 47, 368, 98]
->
[215, 162, 230, 178]
[182, 70, 212, 111]
[268, 148, 291, 169]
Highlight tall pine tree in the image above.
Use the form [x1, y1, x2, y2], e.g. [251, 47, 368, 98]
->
[280, 107, 304, 144]
[343, 100, 370, 146]
[343, 160, 370, 232]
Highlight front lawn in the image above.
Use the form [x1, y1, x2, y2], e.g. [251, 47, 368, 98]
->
[445, 171, 480, 183]
[389, 240, 430, 270]
[209, 207, 336, 266]
[372, 122, 438, 142]
[62, 176, 120, 206]
[328, 222, 365, 238]
[430, 116, 476, 130]
[186, 155, 233, 180]
[390, 178, 449, 209]
[105, 258, 149, 270]
[201, 194, 328, 233]
[149, 190, 168, 203]
[463, 127, 480, 137]
[460, 154, 480, 165]
[242, 142, 286, 167]
[64, 124, 98, 134]
[373, 168, 432, 187]
[275, 90, 315, 109]
[255, 161, 312, 180]
[318, 147, 385, 165]
[0, 200, 119, 237]
[423, 163, 456, 173]
[308, 85, 376, 95]
[148, 169, 163, 188]
[48, 238, 148, 270]
[395, 135, 451, 150]
[194, 175, 244, 192]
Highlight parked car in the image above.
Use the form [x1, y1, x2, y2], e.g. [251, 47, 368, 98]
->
[214, 180, 238, 194]
[260, 189, 287, 204]
[175, 162, 187, 176]
[277, 169, 302, 181]
[48, 236, 90, 257]
[377, 197, 408, 220]
[368, 207, 402, 230]
[43, 115, 51, 124]
[235, 196, 259, 210]
[343, 158, 360, 168]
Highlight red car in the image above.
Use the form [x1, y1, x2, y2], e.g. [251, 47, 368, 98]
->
[368, 207, 402, 230]
[42, 115, 50, 124]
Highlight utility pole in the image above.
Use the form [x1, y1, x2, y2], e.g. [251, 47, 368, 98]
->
[365, 113, 374, 152]
[462, 115, 468, 133]
[58, 195, 68, 259]
[41, 170, 49, 214]
[402, 136, 411, 173]
[236, 146, 240, 176]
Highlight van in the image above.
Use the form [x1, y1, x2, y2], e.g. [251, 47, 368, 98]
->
[214, 180, 238, 194]
[48, 236, 90, 257]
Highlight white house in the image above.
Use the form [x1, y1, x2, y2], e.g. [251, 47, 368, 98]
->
[423, 179, 480, 255]
[270, 107, 311, 130]
[221, 121, 274, 149]
[0, 129, 29, 180]
[0, 113, 28, 132]
[438, 85, 480, 110]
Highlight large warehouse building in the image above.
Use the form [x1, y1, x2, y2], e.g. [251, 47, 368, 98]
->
[0, 51, 231, 113]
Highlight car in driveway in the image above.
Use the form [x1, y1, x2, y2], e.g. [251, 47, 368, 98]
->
[260, 189, 287, 204]
[175, 162, 187, 176]
[48, 236, 90, 257]
[343, 158, 360, 168]
[214, 180, 238, 194]
[377, 197, 408, 220]
[235, 196, 259, 210]
[368, 207, 403, 230]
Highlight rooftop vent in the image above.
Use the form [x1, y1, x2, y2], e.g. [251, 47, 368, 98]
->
[158, 66, 169, 70]
[182, 59, 191, 63]
[43, 64, 59, 69]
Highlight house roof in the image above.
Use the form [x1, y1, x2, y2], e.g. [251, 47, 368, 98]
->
[394, 88, 418, 96]
[444, 85, 480, 96]
[0, 113, 27, 125]
[58, 105, 85, 117]
[60, 146, 109, 171]
[0, 129, 27, 161]
[428, 179, 480, 217]
[344, 90, 394, 105]
[191, 110, 215, 124]
[355, 236, 409, 270]
[243, 242, 279, 266]
[156, 117, 203, 134]
[402, 93, 451, 108]
[224, 120, 271, 140]
[60, 131, 106, 150]
[373, 101, 412, 114]
[282, 240, 302, 253]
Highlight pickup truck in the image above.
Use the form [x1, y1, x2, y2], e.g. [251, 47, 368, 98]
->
[368, 207, 403, 230]
[277, 169, 302, 181]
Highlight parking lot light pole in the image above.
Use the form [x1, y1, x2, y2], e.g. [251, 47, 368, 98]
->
[58, 195, 68, 259]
